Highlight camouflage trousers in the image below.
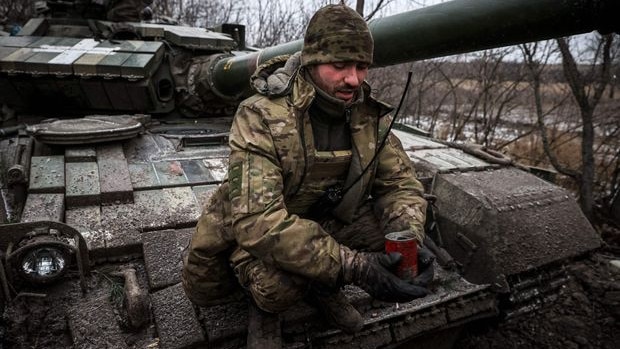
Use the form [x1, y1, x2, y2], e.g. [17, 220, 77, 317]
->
[234, 202, 384, 313]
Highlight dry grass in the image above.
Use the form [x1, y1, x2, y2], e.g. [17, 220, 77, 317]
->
[505, 132, 582, 169]
[503, 130, 618, 196]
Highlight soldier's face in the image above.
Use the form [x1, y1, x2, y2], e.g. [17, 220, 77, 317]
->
[309, 62, 369, 104]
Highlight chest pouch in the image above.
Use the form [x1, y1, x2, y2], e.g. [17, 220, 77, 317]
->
[287, 150, 351, 217]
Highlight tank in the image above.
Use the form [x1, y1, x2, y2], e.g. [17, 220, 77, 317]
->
[0, 0, 616, 348]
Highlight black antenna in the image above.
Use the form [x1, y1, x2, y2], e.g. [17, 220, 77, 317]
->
[341, 71, 413, 193]
[306, 72, 413, 221]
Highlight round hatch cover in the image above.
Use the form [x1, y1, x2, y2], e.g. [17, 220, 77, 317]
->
[27, 115, 145, 144]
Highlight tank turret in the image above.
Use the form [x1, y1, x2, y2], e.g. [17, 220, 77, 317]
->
[0, 1, 617, 348]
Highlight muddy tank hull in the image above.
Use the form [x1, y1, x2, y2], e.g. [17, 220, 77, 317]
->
[0, 122, 601, 348]
[432, 168, 601, 284]
[393, 129, 602, 317]
[0, 129, 497, 348]
[0, 0, 615, 347]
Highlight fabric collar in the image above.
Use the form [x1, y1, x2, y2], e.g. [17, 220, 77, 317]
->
[304, 69, 364, 122]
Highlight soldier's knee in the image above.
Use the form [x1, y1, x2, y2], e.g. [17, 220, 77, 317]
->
[250, 279, 306, 313]
[182, 249, 242, 306]
[238, 260, 308, 313]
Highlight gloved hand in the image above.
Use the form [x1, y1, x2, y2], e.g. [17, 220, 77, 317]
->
[340, 246, 428, 303]
[412, 244, 435, 287]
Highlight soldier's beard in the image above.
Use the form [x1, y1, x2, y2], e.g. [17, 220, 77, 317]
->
[334, 84, 357, 105]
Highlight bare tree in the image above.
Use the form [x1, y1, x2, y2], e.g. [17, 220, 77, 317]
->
[373, 59, 462, 135]
[346, 0, 394, 20]
[359, 0, 390, 20]
[518, 34, 619, 221]
[370, 49, 527, 145]
[427, 59, 468, 137]
[519, 41, 576, 168]
[440, 48, 525, 145]
[249, 0, 308, 47]
[356, 0, 365, 15]
[554, 34, 616, 220]
[151, 0, 244, 27]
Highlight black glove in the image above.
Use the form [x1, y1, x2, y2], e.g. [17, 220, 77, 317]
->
[412, 244, 435, 287]
[340, 246, 428, 303]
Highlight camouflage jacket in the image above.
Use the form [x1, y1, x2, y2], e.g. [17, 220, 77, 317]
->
[190, 53, 426, 288]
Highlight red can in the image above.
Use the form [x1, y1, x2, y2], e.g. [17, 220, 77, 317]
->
[385, 231, 418, 281]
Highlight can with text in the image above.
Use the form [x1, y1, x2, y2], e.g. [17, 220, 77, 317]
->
[385, 231, 418, 281]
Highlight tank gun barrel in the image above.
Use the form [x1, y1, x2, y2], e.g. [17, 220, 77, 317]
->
[209, 0, 617, 100]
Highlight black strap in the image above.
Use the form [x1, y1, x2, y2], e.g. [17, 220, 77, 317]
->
[305, 72, 413, 220]
[341, 71, 413, 195]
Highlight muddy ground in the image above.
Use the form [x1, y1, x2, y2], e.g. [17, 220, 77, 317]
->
[455, 222, 620, 349]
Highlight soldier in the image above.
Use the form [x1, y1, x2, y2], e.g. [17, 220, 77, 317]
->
[183, 4, 434, 341]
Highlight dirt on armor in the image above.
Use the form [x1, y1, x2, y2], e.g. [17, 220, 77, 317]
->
[0, 263, 157, 349]
[1, 229, 618, 349]
[455, 223, 620, 349]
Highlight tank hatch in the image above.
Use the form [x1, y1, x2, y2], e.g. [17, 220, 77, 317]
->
[26, 115, 147, 144]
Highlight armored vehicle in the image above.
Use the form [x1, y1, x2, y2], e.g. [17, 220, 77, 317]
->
[0, 0, 616, 348]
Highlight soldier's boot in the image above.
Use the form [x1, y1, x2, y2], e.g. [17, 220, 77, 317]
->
[307, 289, 364, 334]
[247, 302, 282, 349]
